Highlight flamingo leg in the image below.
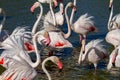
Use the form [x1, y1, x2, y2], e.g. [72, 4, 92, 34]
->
[93, 63, 97, 74]
[79, 35, 82, 43]
[83, 35, 86, 52]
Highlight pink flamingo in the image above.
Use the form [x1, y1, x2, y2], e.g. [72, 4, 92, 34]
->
[70, 0, 97, 51]
[107, 5, 120, 31]
[78, 39, 108, 71]
[0, 33, 63, 80]
[30, 1, 73, 56]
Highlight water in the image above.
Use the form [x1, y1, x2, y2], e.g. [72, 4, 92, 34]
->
[1, 0, 120, 80]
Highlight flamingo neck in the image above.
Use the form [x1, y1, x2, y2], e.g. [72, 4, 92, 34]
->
[63, 2, 72, 38]
[32, 3, 43, 34]
[60, 3, 64, 14]
[30, 32, 41, 68]
[49, 0, 56, 26]
[42, 57, 52, 80]
[70, 0, 76, 26]
[0, 10, 6, 33]
[108, 5, 113, 31]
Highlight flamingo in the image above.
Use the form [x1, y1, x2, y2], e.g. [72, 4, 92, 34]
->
[0, 27, 34, 52]
[38, 0, 62, 26]
[42, 56, 63, 80]
[0, 33, 63, 79]
[78, 39, 108, 71]
[30, 1, 52, 47]
[0, 8, 34, 52]
[69, 0, 97, 51]
[30, 1, 73, 56]
[0, 27, 38, 68]
[0, 8, 6, 33]
[107, 5, 120, 31]
[0, 56, 38, 80]
[107, 45, 120, 70]
[0, 56, 63, 80]
[0, 30, 40, 79]
[105, 29, 120, 48]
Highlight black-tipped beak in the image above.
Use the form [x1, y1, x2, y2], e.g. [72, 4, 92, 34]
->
[109, 7, 111, 10]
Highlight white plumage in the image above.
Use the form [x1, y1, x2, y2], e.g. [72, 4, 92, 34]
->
[105, 29, 120, 48]
[78, 39, 108, 70]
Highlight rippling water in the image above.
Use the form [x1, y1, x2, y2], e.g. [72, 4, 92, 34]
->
[1, 0, 120, 80]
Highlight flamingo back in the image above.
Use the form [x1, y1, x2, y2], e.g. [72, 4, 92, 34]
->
[73, 13, 97, 34]
[105, 29, 120, 47]
[85, 39, 108, 59]
[49, 31, 73, 48]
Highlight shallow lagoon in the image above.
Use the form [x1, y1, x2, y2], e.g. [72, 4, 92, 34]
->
[0, 0, 120, 80]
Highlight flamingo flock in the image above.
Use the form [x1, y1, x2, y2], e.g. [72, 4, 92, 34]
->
[0, 0, 120, 79]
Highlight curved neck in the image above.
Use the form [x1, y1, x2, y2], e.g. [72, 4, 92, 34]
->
[0, 10, 6, 32]
[42, 57, 52, 80]
[29, 32, 41, 68]
[20, 32, 41, 68]
[49, 0, 56, 26]
[62, 3, 72, 39]
[32, 3, 43, 34]
[108, 5, 113, 31]
[70, 0, 76, 25]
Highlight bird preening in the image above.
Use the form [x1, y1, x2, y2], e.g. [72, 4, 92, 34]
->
[0, 0, 120, 80]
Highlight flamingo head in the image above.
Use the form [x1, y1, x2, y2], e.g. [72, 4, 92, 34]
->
[78, 40, 86, 64]
[30, 2, 40, 13]
[69, 2, 77, 13]
[53, 0, 62, 8]
[50, 56, 63, 69]
[37, 31, 51, 46]
[109, 0, 113, 9]
[59, 3, 64, 14]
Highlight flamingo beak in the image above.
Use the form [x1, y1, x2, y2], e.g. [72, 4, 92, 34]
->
[57, 60, 63, 69]
[30, 5, 36, 13]
[53, 0, 58, 8]
[30, 2, 39, 13]
[53, 0, 63, 8]
[109, 0, 113, 10]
